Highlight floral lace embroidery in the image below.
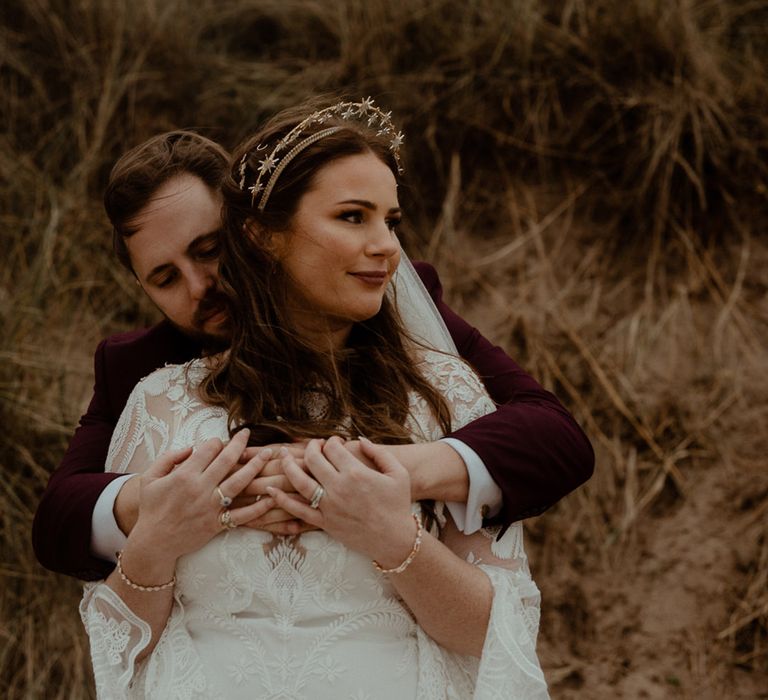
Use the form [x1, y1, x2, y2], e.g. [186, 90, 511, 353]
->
[91, 613, 131, 665]
[81, 354, 549, 699]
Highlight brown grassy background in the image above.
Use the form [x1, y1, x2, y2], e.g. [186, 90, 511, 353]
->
[2, 1, 767, 697]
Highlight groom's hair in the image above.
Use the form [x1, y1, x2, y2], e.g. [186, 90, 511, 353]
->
[104, 131, 229, 271]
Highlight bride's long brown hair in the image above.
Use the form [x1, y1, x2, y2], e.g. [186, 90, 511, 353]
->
[199, 102, 452, 445]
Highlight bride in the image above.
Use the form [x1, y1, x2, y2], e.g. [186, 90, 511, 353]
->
[80, 98, 550, 699]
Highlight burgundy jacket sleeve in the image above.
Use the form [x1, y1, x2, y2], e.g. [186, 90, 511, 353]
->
[32, 322, 200, 581]
[414, 261, 594, 526]
[32, 340, 126, 580]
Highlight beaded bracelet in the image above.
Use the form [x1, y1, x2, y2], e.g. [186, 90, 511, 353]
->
[372, 513, 423, 574]
[116, 551, 176, 592]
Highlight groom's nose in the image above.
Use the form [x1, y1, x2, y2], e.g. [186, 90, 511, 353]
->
[188, 264, 217, 301]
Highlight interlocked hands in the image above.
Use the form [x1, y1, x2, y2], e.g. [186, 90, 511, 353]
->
[125, 434, 416, 567]
[265, 436, 418, 567]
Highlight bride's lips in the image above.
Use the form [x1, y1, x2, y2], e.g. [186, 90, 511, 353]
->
[349, 271, 388, 286]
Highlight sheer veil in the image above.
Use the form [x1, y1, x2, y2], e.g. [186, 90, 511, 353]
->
[390, 254, 458, 355]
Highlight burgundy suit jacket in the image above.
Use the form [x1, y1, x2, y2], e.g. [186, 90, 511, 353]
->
[32, 262, 593, 580]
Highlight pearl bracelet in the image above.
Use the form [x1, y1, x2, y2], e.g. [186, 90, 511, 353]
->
[116, 551, 176, 592]
[372, 513, 423, 574]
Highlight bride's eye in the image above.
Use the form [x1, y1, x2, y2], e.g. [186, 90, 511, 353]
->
[386, 216, 402, 232]
[339, 210, 363, 224]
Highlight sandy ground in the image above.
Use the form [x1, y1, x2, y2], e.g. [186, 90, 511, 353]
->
[532, 457, 768, 699]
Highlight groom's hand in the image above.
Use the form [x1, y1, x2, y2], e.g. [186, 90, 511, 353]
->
[234, 442, 320, 535]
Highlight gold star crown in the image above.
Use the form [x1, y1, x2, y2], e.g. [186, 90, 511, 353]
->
[238, 97, 405, 211]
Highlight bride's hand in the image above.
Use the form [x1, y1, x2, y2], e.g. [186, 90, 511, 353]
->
[232, 441, 319, 535]
[266, 436, 418, 566]
[129, 429, 276, 561]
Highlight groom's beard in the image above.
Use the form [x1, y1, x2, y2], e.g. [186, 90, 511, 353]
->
[176, 287, 232, 353]
[178, 324, 230, 354]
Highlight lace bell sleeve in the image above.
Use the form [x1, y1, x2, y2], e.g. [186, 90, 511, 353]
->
[79, 368, 179, 699]
[79, 584, 152, 699]
[438, 510, 551, 699]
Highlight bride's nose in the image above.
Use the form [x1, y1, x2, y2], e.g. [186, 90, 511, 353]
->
[365, 220, 399, 258]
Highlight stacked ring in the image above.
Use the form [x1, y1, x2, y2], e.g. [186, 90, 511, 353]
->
[219, 509, 237, 530]
[309, 485, 325, 509]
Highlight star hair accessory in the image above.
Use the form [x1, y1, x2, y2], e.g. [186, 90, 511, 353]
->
[238, 97, 405, 211]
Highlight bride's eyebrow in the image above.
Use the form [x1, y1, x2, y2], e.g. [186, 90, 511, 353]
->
[336, 199, 375, 209]
[335, 199, 401, 215]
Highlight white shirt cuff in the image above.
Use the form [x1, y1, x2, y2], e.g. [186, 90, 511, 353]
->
[441, 438, 503, 534]
[90, 474, 135, 563]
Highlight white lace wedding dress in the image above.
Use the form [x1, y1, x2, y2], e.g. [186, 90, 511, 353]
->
[80, 351, 549, 699]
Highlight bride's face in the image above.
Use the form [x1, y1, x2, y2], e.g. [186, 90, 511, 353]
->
[276, 151, 402, 346]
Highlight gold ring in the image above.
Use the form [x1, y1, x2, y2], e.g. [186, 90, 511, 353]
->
[219, 509, 237, 530]
[309, 485, 325, 509]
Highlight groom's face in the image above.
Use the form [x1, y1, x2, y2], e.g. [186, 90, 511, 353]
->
[125, 173, 230, 341]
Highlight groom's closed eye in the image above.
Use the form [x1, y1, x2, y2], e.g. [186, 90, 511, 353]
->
[188, 231, 222, 261]
[147, 264, 179, 289]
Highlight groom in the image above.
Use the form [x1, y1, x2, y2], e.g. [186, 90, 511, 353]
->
[32, 131, 594, 581]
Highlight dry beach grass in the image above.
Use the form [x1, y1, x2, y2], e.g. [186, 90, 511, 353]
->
[1, 1, 767, 697]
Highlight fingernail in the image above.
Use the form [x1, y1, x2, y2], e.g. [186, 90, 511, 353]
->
[265, 486, 277, 496]
[260, 447, 273, 459]
[279, 446, 289, 457]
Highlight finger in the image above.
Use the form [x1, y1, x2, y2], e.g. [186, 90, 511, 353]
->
[358, 437, 405, 476]
[230, 494, 264, 508]
[241, 474, 295, 497]
[257, 457, 290, 478]
[302, 439, 339, 485]
[282, 454, 323, 503]
[231, 506, 307, 528]
[263, 438, 309, 449]
[219, 446, 272, 498]
[321, 436, 370, 472]
[237, 444, 301, 467]
[341, 440, 376, 469]
[260, 506, 309, 525]
[145, 447, 193, 479]
[228, 495, 275, 526]
[261, 441, 307, 459]
[265, 487, 323, 528]
[203, 429, 251, 484]
[180, 438, 224, 473]
[256, 520, 319, 536]
[238, 446, 262, 463]
[269, 457, 307, 475]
